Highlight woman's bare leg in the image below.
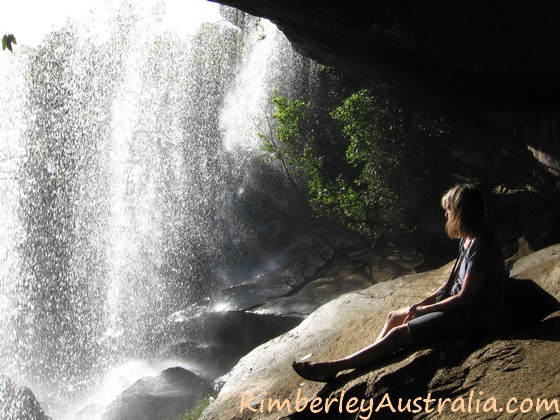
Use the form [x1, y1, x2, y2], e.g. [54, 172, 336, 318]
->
[297, 324, 414, 379]
[376, 307, 409, 341]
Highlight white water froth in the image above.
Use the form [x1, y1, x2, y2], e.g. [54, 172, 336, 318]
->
[220, 20, 283, 152]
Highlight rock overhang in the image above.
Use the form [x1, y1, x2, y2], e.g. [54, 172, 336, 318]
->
[211, 0, 560, 109]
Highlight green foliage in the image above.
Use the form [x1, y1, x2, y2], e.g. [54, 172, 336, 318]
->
[332, 90, 416, 232]
[261, 95, 339, 219]
[2, 34, 16, 52]
[181, 395, 215, 420]
[262, 88, 448, 237]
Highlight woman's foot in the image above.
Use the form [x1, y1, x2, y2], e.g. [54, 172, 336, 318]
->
[292, 361, 338, 382]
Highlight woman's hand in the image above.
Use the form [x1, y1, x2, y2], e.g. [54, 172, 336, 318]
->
[405, 303, 419, 322]
[405, 304, 432, 322]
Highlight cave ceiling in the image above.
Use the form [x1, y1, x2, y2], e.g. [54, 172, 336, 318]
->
[211, 0, 560, 110]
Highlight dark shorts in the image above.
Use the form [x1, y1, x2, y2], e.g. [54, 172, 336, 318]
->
[407, 309, 483, 344]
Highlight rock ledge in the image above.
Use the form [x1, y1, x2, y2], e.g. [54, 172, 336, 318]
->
[201, 244, 560, 419]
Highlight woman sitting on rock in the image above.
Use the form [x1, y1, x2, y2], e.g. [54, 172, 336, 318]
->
[293, 183, 507, 382]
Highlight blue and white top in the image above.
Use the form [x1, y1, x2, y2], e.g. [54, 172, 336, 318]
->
[450, 227, 507, 317]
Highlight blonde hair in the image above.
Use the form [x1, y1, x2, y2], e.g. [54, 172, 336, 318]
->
[441, 184, 485, 238]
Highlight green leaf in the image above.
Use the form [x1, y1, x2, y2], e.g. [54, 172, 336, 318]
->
[2, 34, 17, 52]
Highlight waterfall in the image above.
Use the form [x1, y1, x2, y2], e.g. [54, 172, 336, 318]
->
[0, 2, 317, 417]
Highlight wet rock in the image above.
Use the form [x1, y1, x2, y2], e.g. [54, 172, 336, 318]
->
[162, 310, 303, 380]
[163, 340, 225, 373]
[0, 376, 51, 420]
[102, 367, 212, 420]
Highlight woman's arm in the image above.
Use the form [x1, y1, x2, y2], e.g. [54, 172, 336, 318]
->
[413, 272, 485, 317]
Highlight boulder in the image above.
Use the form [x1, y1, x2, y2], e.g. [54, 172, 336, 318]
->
[102, 367, 212, 420]
[0, 376, 51, 420]
[162, 310, 303, 380]
[200, 243, 560, 419]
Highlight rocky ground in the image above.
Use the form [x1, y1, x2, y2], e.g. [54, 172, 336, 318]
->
[200, 243, 560, 420]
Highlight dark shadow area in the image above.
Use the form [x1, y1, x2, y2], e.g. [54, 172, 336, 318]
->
[496, 278, 560, 335]
[511, 312, 560, 342]
[161, 310, 303, 382]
